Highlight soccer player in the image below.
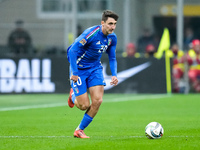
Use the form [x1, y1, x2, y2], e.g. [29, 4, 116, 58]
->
[67, 10, 119, 138]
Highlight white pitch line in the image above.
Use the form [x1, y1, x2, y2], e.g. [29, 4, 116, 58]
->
[104, 94, 170, 103]
[0, 94, 169, 112]
[0, 136, 72, 138]
[0, 103, 67, 112]
[0, 135, 199, 139]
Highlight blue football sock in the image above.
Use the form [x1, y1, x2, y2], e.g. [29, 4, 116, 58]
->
[71, 92, 76, 104]
[79, 113, 93, 130]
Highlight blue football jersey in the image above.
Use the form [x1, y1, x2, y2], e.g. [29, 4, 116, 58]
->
[67, 25, 117, 76]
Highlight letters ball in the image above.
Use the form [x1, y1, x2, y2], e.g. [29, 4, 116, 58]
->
[145, 122, 164, 139]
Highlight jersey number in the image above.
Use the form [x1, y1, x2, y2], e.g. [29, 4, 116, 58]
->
[98, 45, 108, 53]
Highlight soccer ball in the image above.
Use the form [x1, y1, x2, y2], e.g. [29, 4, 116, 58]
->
[145, 122, 164, 139]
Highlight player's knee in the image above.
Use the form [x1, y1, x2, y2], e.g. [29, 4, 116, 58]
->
[93, 98, 103, 108]
[79, 104, 90, 111]
[98, 98, 103, 105]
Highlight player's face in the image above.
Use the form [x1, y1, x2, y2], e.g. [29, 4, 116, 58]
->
[101, 17, 117, 35]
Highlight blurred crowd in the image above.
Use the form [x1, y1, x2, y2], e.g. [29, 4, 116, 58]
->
[4, 19, 66, 56]
[7, 20, 34, 55]
[122, 27, 200, 93]
[3, 20, 200, 93]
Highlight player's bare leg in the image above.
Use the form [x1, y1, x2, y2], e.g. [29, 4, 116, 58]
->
[86, 85, 104, 117]
[72, 93, 90, 138]
[73, 85, 104, 113]
[74, 92, 90, 111]
[73, 85, 104, 138]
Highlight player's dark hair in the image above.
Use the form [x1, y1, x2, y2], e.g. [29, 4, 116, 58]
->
[102, 10, 119, 22]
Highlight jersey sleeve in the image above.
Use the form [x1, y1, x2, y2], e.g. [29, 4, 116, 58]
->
[68, 43, 79, 76]
[67, 27, 96, 75]
[106, 35, 117, 77]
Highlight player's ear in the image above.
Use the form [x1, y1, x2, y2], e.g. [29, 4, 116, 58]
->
[101, 20, 105, 26]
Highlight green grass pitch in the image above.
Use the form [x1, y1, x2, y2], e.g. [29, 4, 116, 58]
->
[0, 93, 200, 150]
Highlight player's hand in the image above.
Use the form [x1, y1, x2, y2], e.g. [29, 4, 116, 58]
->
[70, 75, 79, 82]
[110, 76, 118, 86]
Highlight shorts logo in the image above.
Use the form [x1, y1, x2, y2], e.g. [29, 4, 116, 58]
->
[75, 87, 79, 94]
[79, 39, 87, 46]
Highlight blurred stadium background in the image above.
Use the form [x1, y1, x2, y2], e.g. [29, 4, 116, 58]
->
[0, 0, 200, 94]
[1, 2, 200, 149]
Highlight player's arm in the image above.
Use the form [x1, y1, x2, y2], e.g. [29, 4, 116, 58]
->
[106, 38, 118, 86]
[68, 43, 79, 82]
[68, 36, 88, 82]
[68, 28, 94, 82]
